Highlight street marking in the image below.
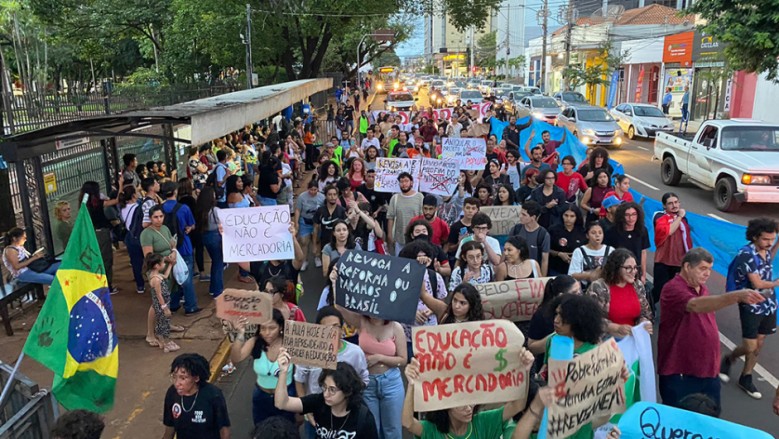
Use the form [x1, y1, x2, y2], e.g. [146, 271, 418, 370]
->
[636, 146, 649, 151]
[625, 174, 660, 191]
[719, 332, 779, 389]
[707, 213, 732, 223]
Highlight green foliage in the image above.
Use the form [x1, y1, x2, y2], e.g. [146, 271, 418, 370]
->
[688, 0, 779, 81]
[429, 0, 502, 31]
[476, 31, 497, 69]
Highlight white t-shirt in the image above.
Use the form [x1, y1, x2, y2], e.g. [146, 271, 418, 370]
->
[361, 137, 380, 151]
[455, 235, 503, 259]
[568, 245, 614, 276]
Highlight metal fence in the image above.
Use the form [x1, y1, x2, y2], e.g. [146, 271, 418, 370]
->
[0, 362, 56, 439]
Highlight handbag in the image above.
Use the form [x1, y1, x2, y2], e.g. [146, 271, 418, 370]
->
[28, 257, 54, 273]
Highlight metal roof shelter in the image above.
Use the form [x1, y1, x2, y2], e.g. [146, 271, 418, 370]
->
[0, 78, 331, 256]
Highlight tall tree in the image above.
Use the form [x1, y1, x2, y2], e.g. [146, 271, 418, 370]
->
[476, 31, 496, 70]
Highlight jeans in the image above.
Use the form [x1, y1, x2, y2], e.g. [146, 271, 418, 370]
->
[305, 143, 315, 170]
[17, 261, 61, 285]
[203, 230, 224, 297]
[190, 230, 205, 273]
[659, 374, 720, 412]
[95, 228, 114, 286]
[364, 367, 405, 439]
[258, 196, 277, 206]
[252, 384, 296, 426]
[125, 236, 145, 291]
[170, 253, 198, 312]
[344, 119, 354, 135]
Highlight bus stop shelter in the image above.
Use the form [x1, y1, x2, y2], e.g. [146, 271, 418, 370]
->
[0, 78, 331, 258]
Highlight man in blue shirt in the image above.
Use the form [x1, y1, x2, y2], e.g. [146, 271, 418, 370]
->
[662, 87, 673, 114]
[681, 86, 690, 121]
[214, 149, 230, 208]
[161, 182, 201, 314]
[720, 217, 779, 399]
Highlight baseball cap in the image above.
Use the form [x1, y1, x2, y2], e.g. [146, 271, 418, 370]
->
[601, 195, 623, 210]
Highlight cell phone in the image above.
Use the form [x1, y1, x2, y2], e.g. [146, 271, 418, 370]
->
[33, 247, 45, 255]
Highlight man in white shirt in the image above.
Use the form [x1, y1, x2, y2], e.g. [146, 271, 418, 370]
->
[455, 212, 502, 266]
[360, 128, 380, 151]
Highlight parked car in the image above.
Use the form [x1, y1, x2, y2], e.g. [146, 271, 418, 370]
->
[611, 103, 674, 139]
[552, 91, 587, 107]
[516, 95, 561, 124]
[495, 84, 514, 97]
[459, 89, 485, 105]
[385, 91, 416, 112]
[446, 87, 462, 105]
[654, 119, 779, 211]
[556, 105, 624, 147]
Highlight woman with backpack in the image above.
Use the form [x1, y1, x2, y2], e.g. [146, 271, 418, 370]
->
[119, 186, 146, 294]
[568, 221, 614, 291]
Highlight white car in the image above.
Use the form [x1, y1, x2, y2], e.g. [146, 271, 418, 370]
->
[611, 103, 674, 139]
[385, 92, 416, 112]
[459, 89, 484, 105]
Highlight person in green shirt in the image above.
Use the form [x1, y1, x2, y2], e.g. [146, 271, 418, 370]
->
[52, 200, 74, 254]
[402, 348, 535, 439]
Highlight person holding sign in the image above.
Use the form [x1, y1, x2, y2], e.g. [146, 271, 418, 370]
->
[401, 348, 535, 439]
[230, 309, 297, 426]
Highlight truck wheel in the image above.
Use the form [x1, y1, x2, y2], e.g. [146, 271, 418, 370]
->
[661, 156, 682, 186]
[628, 126, 635, 140]
[714, 177, 741, 212]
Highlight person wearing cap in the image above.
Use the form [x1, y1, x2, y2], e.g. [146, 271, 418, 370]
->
[599, 195, 622, 234]
[409, 195, 450, 247]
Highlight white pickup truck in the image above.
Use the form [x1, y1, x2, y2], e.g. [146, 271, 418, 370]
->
[654, 119, 779, 211]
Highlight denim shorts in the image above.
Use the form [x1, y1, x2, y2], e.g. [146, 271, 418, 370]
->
[298, 218, 314, 237]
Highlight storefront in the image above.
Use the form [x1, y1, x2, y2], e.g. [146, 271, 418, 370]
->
[660, 31, 694, 118]
[620, 37, 664, 105]
[691, 30, 729, 120]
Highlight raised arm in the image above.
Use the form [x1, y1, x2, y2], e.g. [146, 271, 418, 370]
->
[502, 348, 535, 420]
[687, 289, 764, 314]
[274, 348, 305, 413]
[230, 317, 257, 364]
[418, 282, 449, 321]
[402, 358, 425, 436]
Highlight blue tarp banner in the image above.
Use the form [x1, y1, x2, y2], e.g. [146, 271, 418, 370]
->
[490, 117, 586, 164]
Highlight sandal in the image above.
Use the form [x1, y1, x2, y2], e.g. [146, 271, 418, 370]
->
[146, 338, 160, 347]
[171, 325, 185, 332]
[164, 341, 181, 353]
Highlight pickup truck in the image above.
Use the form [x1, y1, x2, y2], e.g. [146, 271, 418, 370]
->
[654, 119, 779, 212]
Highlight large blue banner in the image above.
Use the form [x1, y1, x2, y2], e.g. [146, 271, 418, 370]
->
[607, 70, 620, 109]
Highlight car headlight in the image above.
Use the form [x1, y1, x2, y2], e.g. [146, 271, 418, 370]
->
[742, 174, 772, 185]
[377, 83, 384, 90]
[582, 128, 596, 136]
[532, 111, 544, 119]
[615, 129, 624, 136]
[436, 98, 442, 103]
[614, 137, 623, 145]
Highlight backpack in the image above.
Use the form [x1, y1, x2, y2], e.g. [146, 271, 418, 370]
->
[579, 245, 614, 272]
[205, 163, 227, 199]
[125, 197, 152, 241]
[726, 245, 759, 292]
[427, 269, 439, 297]
[162, 202, 184, 248]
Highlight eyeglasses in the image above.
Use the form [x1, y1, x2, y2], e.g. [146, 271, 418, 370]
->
[621, 265, 638, 272]
[473, 225, 489, 230]
[322, 386, 341, 395]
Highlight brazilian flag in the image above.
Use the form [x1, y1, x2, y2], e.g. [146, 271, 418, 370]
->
[23, 198, 118, 413]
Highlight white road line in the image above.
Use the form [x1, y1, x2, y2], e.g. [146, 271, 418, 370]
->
[707, 213, 732, 223]
[719, 332, 779, 389]
[625, 174, 660, 191]
[636, 146, 649, 151]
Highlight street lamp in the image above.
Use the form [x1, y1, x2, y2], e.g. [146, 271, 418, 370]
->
[357, 30, 395, 84]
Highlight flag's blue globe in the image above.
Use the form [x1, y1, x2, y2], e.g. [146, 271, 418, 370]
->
[68, 287, 117, 363]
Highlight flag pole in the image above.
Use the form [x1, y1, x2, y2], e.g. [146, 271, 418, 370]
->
[0, 350, 25, 410]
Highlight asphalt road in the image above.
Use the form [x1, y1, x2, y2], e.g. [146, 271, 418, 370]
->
[217, 89, 779, 437]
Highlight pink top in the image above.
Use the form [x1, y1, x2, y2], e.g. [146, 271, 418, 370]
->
[359, 330, 396, 357]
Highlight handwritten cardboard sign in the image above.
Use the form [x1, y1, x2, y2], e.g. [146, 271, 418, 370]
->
[475, 277, 550, 322]
[215, 288, 273, 325]
[336, 250, 425, 323]
[419, 158, 459, 196]
[218, 205, 293, 262]
[479, 205, 522, 236]
[547, 339, 628, 439]
[412, 320, 529, 411]
[283, 321, 340, 370]
[374, 157, 421, 193]
[442, 137, 487, 170]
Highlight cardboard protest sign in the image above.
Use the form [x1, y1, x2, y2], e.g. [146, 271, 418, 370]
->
[442, 137, 487, 170]
[374, 157, 421, 193]
[617, 402, 773, 439]
[475, 277, 550, 322]
[215, 289, 273, 325]
[479, 205, 522, 236]
[412, 320, 529, 411]
[218, 205, 293, 262]
[419, 158, 459, 196]
[336, 250, 425, 323]
[283, 321, 340, 369]
[546, 339, 628, 439]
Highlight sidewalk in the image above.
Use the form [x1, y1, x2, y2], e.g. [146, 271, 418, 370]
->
[0, 246, 243, 438]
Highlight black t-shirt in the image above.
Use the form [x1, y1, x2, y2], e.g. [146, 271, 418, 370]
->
[257, 165, 280, 199]
[447, 220, 473, 246]
[300, 393, 378, 439]
[344, 105, 355, 121]
[249, 260, 299, 290]
[604, 226, 650, 274]
[162, 383, 230, 439]
[356, 184, 390, 213]
[314, 204, 348, 244]
[548, 223, 587, 275]
[351, 220, 370, 250]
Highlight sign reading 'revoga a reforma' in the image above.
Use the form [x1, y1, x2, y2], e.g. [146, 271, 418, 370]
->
[336, 250, 425, 323]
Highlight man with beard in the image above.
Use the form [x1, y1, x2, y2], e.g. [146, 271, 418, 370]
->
[502, 115, 521, 151]
[409, 195, 450, 247]
[520, 146, 551, 182]
[652, 192, 693, 304]
[386, 172, 424, 255]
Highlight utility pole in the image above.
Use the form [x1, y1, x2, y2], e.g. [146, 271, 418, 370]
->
[538, 0, 549, 92]
[469, 26, 475, 77]
[245, 4, 253, 89]
[563, 0, 575, 89]
[505, 10, 510, 77]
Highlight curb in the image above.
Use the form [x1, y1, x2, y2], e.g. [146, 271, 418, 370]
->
[208, 336, 232, 383]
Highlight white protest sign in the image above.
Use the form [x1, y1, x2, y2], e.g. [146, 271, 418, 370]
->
[374, 157, 421, 193]
[479, 205, 522, 235]
[474, 277, 550, 322]
[217, 205, 294, 262]
[442, 137, 487, 170]
[419, 158, 459, 196]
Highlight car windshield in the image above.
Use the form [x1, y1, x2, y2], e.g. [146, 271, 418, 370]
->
[449, 88, 461, 94]
[533, 98, 559, 108]
[562, 92, 586, 102]
[389, 93, 413, 101]
[720, 126, 779, 151]
[577, 109, 614, 122]
[633, 106, 666, 117]
[461, 91, 482, 99]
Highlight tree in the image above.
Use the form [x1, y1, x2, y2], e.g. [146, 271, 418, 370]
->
[429, 0, 502, 32]
[476, 31, 496, 70]
[508, 55, 525, 77]
[688, 0, 779, 81]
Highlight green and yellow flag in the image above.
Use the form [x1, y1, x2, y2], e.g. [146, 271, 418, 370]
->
[23, 198, 119, 413]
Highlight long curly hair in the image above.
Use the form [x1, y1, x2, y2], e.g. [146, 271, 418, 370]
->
[442, 283, 485, 324]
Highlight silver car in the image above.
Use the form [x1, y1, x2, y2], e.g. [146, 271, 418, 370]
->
[516, 96, 561, 124]
[556, 105, 624, 147]
[610, 103, 674, 139]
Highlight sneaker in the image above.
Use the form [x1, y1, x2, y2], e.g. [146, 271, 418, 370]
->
[199, 274, 211, 282]
[719, 356, 733, 383]
[300, 261, 309, 272]
[110, 287, 119, 295]
[193, 272, 200, 279]
[136, 288, 145, 295]
[738, 374, 762, 399]
[314, 256, 323, 268]
[222, 362, 236, 374]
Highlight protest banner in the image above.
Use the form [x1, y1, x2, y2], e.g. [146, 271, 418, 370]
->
[335, 250, 425, 323]
[215, 288, 274, 325]
[479, 205, 522, 236]
[217, 205, 293, 262]
[398, 111, 411, 124]
[419, 158, 459, 196]
[442, 137, 487, 170]
[374, 157, 421, 193]
[283, 321, 340, 369]
[433, 108, 453, 121]
[475, 277, 550, 322]
[546, 339, 628, 439]
[412, 320, 529, 411]
[617, 402, 773, 439]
